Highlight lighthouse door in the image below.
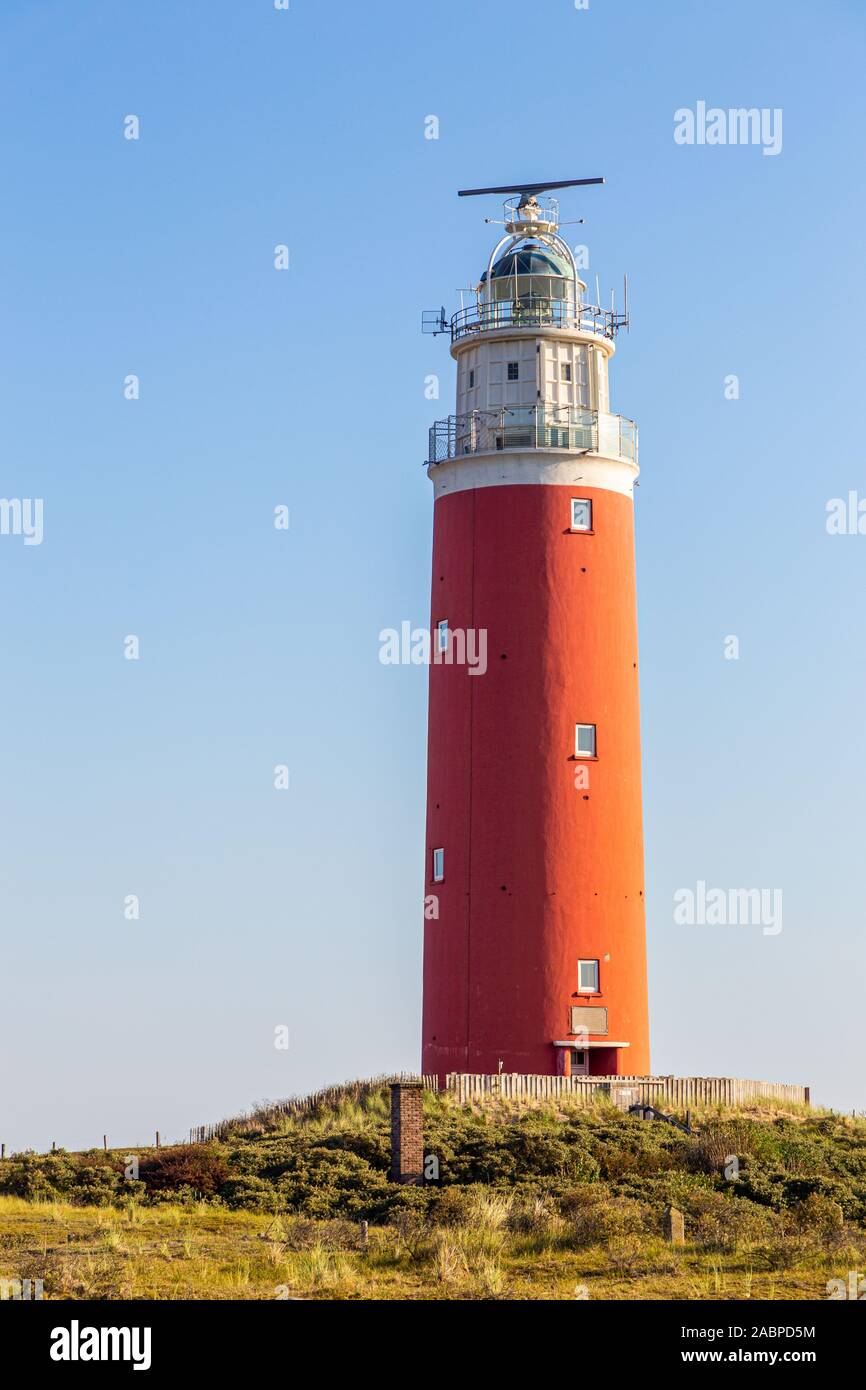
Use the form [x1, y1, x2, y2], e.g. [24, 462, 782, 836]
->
[570, 1049, 589, 1076]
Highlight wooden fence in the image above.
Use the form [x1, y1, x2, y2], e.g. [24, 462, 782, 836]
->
[188, 1072, 809, 1144]
[189, 1073, 438, 1144]
[442, 1074, 809, 1107]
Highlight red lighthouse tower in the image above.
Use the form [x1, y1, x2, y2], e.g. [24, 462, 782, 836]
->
[421, 179, 650, 1083]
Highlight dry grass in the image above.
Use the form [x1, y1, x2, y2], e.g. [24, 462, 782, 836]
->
[2, 1089, 862, 1301]
[0, 1191, 856, 1302]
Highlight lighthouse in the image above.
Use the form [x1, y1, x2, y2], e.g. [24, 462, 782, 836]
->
[421, 180, 650, 1083]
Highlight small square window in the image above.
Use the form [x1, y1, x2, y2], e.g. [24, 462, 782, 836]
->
[575, 723, 596, 758]
[468, 368, 475, 388]
[436, 619, 449, 653]
[432, 847, 445, 882]
[571, 498, 592, 532]
[507, 361, 519, 381]
[561, 362, 572, 382]
[578, 959, 599, 994]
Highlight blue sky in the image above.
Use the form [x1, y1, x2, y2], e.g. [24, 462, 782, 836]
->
[0, 0, 864, 1150]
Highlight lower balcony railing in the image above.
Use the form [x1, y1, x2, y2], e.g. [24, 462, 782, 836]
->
[427, 406, 638, 466]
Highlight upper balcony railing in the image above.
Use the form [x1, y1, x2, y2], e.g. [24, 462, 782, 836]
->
[450, 296, 627, 343]
[427, 406, 638, 466]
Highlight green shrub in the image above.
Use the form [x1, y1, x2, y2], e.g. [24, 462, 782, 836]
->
[278, 1217, 361, 1250]
[789, 1192, 844, 1239]
[680, 1189, 780, 1251]
[428, 1186, 476, 1228]
[275, 1149, 392, 1219]
[70, 1165, 124, 1207]
[782, 1177, 857, 1219]
[571, 1196, 647, 1249]
[315, 1131, 391, 1170]
[0, 1153, 121, 1204]
[221, 1176, 276, 1212]
[557, 1182, 612, 1218]
[505, 1191, 560, 1236]
[752, 1234, 817, 1272]
[733, 1156, 787, 1209]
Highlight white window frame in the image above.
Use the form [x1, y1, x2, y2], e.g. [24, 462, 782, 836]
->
[507, 361, 519, 381]
[571, 498, 592, 532]
[578, 959, 599, 994]
[575, 723, 596, 758]
[468, 368, 475, 388]
[436, 619, 449, 654]
[432, 847, 445, 883]
[561, 362, 572, 382]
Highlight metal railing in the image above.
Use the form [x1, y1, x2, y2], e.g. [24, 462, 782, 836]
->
[427, 406, 638, 466]
[618, 416, 638, 461]
[451, 296, 627, 342]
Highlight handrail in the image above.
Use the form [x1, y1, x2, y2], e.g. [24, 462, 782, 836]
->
[451, 296, 627, 343]
[426, 406, 638, 467]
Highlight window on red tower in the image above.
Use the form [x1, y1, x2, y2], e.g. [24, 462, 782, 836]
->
[432, 848, 445, 882]
[575, 723, 596, 758]
[571, 498, 592, 531]
[578, 959, 599, 994]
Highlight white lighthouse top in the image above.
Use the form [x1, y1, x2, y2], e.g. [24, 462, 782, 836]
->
[423, 178, 639, 498]
[422, 179, 627, 345]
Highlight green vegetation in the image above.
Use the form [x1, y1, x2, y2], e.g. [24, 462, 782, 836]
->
[1, 1085, 864, 1299]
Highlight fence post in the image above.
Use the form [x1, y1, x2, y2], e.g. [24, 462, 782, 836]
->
[664, 1207, 685, 1245]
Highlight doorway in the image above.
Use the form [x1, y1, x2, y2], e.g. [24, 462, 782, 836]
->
[569, 1049, 589, 1076]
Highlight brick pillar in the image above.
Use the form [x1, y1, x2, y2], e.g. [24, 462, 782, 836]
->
[390, 1082, 424, 1184]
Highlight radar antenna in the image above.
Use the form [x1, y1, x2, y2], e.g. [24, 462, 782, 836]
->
[457, 176, 605, 233]
[458, 177, 605, 201]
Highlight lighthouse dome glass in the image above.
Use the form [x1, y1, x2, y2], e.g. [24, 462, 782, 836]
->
[482, 240, 575, 305]
[488, 244, 571, 279]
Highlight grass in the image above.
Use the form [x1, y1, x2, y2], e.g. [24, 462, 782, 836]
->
[0, 1192, 858, 1300]
[2, 1084, 865, 1300]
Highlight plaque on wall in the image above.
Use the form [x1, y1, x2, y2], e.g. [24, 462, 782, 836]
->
[570, 1005, 608, 1035]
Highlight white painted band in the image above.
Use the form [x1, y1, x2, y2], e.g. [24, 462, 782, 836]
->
[450, 323, 615, 362]
[428, 450, 638, 500]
